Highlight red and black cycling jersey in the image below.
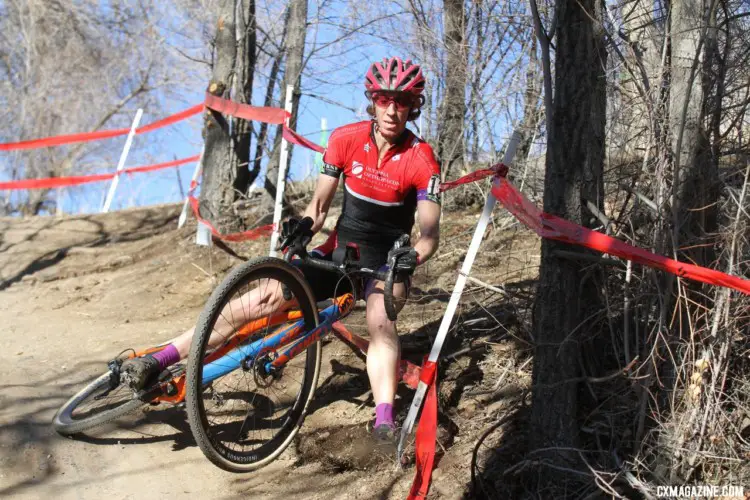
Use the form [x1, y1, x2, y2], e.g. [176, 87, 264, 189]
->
[319, 121, 440, 267]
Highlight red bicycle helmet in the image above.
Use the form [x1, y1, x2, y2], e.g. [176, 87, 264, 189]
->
[365, 57, 425, 95]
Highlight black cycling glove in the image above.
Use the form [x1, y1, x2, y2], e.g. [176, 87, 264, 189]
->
[387, 246, 419, 275]
[279, 216, 314, 250]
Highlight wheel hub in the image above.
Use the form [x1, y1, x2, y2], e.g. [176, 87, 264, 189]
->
[251, 351, 279, 388]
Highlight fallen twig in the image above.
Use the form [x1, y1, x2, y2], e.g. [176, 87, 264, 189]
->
[460, 272, 507, 295]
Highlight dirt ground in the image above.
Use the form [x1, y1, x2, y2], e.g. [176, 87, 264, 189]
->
[0, 203, 540, 499]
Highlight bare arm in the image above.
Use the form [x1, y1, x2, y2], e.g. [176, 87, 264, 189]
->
[302, 174, 339, 233]
[413, 200, 440, 264]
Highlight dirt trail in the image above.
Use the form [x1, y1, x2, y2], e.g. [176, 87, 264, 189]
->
[0, 204, 539, 499]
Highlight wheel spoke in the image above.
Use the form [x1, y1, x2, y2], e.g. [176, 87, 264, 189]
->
[186, 259, 321, 470]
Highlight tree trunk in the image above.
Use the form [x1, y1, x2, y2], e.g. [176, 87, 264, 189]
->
[468, 1, 484, 164]
[438, 0, 467, 180]
[261, 0, 308, 218]
[518, 35, 541, 162]
[529, 0, 607, 486]
[670, 0, 717, 266]
[200, 0, 256, 231]
[249, 7, 289, 188]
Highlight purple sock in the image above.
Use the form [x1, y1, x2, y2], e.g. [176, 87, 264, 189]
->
[152, 344, 180, 370]
[375, 403, 394, 429]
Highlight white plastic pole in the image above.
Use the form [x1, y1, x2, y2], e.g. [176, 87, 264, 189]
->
[397, 130, 523, 459]
[55, 187, 64, 217]
[318, 117, 327, 176]
[102, 109, 143, 213]
[312, 117, 327, 179]
[196, 221, 213, 247]
[178, 146, 205, 228]
[269, 84, 295, 257]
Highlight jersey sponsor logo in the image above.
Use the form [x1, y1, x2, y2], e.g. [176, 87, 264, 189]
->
[352, 161, 364, 178]
[364, 143, 370, 153]
[362, 168, 398, 188]
[392, 154, 401, 162]
[321, 162, 342, 178]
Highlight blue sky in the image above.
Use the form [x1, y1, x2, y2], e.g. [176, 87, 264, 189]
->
[4, 0, 525, 216]
[74, 41, 409, 214]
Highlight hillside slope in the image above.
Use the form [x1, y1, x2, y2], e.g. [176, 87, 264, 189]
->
[0, 203, 539, 499]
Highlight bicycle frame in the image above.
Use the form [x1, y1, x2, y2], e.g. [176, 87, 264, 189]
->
[132, 286, 422, 405]
[201, 294, 355, 383]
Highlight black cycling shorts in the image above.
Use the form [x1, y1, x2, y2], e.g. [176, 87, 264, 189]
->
[292, 252, 361, 303]
[291, 250, 410, 304]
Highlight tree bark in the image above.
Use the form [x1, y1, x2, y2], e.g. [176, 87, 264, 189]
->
[250, 7, 289, 187]
[518, 35, 541, 162]
[261, 0, 308, 218]
[200, 0, 256, 231]
[670, 0, 718, 266]
[438, 0, 467, 180]
[528, 0, 607, 485]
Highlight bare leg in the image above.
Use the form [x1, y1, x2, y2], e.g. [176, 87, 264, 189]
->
[171, 278, 295, 359]
[122, 277, 299, 390]
[364, 280, 407, 409]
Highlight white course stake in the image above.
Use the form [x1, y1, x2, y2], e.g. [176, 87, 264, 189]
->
[397, 130, 523, 459]
[269, 84, 295, 257]
[102, 108, 143, 213]
[195, 221, 213, 247]
[178, 146, 205, 228]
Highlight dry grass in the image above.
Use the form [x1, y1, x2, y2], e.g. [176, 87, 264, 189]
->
[236, 165, 749, 499]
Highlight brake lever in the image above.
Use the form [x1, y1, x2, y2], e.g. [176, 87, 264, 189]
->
[393, 233, 410, 250]
[282, 243, 299, 263]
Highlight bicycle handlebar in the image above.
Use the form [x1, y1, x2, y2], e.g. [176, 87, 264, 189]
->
[281, 237, 407, 321]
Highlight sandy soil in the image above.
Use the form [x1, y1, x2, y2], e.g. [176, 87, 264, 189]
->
[0, 203, 539, 499]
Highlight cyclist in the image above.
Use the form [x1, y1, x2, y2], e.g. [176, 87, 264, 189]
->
[122, 56, 441, 447]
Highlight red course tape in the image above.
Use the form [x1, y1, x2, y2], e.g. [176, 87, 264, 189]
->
[187, 195, 274, 242]
[440, 163, 507, 192]
[204, 93, 288, 124]
[204, 93, 325, 153]
[0, 155, 200, 191]
[283, 126, 325, 154]
[0, 105, 203, 152]
[185, 179, 274, 242]
[491, 177, 750, 295]
[407, 359, 439, 500]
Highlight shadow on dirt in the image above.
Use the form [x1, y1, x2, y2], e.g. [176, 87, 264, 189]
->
[0, 360, 121, 497]
[0, 247, 70, 291]
[464, 275, 657, 499]
[0, 208, 180, 290]
[289, 278, 535, 500]
[73, 404, 193, 451]
[0, 355, 197, 497]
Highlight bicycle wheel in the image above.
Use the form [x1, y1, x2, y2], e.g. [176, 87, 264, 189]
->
[53, 366, 146, 435]
[186, 257, 321, 472]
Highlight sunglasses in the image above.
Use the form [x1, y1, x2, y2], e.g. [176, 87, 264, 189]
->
[372, 93, 415, 111]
